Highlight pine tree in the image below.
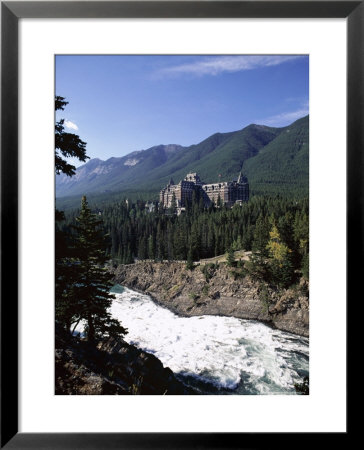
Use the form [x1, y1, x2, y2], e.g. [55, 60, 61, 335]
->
[138, 235, 147, 260]
[70, 196, 127, 342]
[226, 247, 235, 267]
[293, 210, 309, 279]
[55, 97, 90, 332]
[55, 232, 82, 333]
[148, 234, 155, 260]
[216, 194, 223, 209]
[266, 224, 295, 288]
[185, 247, 194, 270]
[55, 96, 89, 176]
[169, 192, 177, 214]
[252, 214, 270, 255]
[190, 221, 201, 260]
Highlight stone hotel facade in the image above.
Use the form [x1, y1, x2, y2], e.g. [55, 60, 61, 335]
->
[160, 172, 249, 211]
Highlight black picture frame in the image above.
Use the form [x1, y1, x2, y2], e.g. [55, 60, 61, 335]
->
[1, 1, 357, 448]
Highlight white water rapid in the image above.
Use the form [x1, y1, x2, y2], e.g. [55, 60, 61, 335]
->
[106, 285, 309, 395]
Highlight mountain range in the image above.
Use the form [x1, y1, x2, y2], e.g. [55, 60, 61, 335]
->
[56, 115, 309, 204]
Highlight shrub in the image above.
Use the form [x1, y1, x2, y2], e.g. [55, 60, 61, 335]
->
[258, 283, 270, 312]
[202, 285, 209, 296]
[201, 263, 217, 282]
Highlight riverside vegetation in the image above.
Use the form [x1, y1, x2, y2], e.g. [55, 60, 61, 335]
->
[59, 194, 309, 337]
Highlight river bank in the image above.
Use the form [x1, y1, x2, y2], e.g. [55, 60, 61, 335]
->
[112, 261, 309, 337]
[55, 324, 197, 395]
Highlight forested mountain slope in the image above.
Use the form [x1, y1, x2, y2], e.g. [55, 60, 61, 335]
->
[56, 115, 309, 205]
[243, 115, 309, 197]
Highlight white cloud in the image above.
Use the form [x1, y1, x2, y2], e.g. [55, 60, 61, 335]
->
[64, 119, 78, 131]
[260, 106, 309, 126]
[157, 55, 303, 78]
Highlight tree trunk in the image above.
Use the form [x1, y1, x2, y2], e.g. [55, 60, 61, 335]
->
[71, 319, 81, 336]
[87, 313, 95, 343]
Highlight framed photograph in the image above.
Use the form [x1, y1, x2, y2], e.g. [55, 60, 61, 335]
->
[2, 1, 358, 447]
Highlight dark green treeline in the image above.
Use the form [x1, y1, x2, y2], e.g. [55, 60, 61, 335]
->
[60, 194, 309, 281]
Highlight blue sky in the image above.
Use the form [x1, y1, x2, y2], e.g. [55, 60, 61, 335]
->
[56, 55, 308, 166]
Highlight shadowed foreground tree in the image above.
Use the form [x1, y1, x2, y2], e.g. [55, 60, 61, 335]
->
[56, 96, 90, 331]
[55, 95, 89, 223]
[55, 99, 126, 341]
[55, 95, 89, 176]
[56, 96, 89, 332]
[64, 196, 127, 342]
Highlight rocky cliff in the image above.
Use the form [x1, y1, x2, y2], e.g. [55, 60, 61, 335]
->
[113, 261, 309, 337]
[55, 326, 196, 395]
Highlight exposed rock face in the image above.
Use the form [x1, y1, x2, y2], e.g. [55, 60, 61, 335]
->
[112, 261, 309, 337]
[55, 326, 196, 395]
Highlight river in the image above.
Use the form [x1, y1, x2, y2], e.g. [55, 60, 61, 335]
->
[108, 285, 309, 395]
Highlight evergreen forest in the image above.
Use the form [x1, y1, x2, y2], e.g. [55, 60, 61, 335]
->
[59, 192, 309, 289]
